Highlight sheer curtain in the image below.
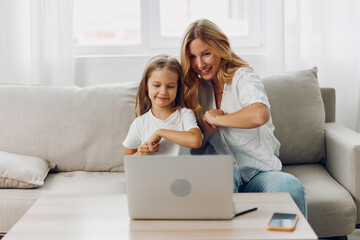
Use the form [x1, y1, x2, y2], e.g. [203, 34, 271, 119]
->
[0, 0, 74, 85]
[284, 0, 360, 132]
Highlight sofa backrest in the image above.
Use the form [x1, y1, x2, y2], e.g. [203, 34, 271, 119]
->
[261, 67, 326, 165]
[0, 82, 138, 172]
[0, 67, 327, 171]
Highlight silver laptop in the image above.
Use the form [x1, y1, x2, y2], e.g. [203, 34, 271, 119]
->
[124, 155, 234, 220]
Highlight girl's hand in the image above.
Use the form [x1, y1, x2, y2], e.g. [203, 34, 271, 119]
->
[136, 142, 151, 155]
[204, 109, 224, 127]
[146, 130, 162, 152]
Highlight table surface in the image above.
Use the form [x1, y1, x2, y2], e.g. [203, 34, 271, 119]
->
[3, 193, 317, 240]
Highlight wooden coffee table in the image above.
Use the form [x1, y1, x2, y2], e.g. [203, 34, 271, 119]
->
[3, 193, 317, 240]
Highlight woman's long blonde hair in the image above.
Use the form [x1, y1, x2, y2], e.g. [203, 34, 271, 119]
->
[135, 55, 185, 117]
[180, 18, 251, 111]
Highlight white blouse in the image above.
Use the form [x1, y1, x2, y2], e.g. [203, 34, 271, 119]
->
[197, 67, 282, 184]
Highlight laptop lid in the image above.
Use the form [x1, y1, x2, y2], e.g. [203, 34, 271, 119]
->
[124, 155, 234, 220]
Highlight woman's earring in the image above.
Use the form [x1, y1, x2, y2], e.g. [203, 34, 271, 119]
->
[197, 74, 201, 79]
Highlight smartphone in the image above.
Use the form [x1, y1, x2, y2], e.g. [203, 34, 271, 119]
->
[267, 212, 298, 231]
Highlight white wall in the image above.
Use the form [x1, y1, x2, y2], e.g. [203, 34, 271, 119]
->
[74, 53, 272, 87]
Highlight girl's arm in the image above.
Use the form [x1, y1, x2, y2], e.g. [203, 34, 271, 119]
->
[124, 142, 160, 156]
[204, 102, 270, 129]
[147, 128, 202, 151]
[124, 148, 138, 156]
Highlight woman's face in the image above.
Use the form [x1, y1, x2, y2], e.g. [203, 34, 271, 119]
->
[188, 38, 221, 82]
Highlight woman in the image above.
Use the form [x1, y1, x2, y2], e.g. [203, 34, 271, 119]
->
[180, 18, 307, 217]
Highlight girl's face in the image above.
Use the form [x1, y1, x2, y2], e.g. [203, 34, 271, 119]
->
[188, 38, 221, 82]
[147, 69, 178, 111]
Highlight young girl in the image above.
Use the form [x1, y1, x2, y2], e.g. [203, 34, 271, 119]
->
[123, 55, 202, 157]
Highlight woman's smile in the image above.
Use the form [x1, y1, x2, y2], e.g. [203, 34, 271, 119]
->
[188, 38, 221, 81]
[199, 67, 212, 75]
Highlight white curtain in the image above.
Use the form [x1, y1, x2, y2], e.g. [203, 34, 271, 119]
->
[0, 0, 74, 85]
[284, 0, 360, 132]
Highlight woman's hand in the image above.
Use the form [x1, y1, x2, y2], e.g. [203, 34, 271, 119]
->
[201, 109, 224, 137]
[204, 109, 224, 127]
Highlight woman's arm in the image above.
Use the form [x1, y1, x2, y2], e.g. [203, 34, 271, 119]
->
[204, 102, 270, 129]
[147, 128, 202, 151]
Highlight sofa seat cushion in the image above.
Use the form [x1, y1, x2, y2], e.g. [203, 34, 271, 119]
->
[0, 171, 126, 234]
[261, 67, 325, 164]
[283, 164, 356, 238]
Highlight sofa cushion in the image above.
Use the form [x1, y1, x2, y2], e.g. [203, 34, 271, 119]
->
[261, 67, 325, 164]
[0, 151, 55, 188]
[283, 164, 356, 237]
[0, 82, 138, 172]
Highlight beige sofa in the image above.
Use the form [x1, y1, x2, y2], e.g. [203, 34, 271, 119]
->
[0, 67, 359, 238]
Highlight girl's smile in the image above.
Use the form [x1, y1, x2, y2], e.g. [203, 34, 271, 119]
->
[156, 96, 170, 101]
[147, 69, 179, 118]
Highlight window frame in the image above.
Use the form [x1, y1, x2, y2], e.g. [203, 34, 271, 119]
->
[74, 0, 266, 56]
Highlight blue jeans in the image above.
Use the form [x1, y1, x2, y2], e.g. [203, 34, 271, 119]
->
[233, 166, 307, 218]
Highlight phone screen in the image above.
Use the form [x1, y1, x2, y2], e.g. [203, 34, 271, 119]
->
[268, 213, 297, 228]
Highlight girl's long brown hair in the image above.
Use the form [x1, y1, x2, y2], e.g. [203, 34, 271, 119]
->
[180, 18, 251, 112]
[135, 55, 185, 117]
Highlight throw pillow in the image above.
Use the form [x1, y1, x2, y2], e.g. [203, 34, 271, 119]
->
[0, 151, 55, 188]
[261, 67, 326, 164]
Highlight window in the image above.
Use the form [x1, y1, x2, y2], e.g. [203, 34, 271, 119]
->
[74, 0, 141, 46]
[74, 0, 265, 55]
[159, 0, 248, 37]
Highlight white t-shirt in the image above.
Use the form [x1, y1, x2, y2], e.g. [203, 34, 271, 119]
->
[123, 107, 199, 155]
[197, 67, 282, 184]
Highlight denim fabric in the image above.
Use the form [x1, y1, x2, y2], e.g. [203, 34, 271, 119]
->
[233, 165, 240, 193]
[233, 170, 307, 218]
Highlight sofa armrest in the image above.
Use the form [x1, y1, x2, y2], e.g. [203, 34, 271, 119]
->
[325, 122, 360, 222]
